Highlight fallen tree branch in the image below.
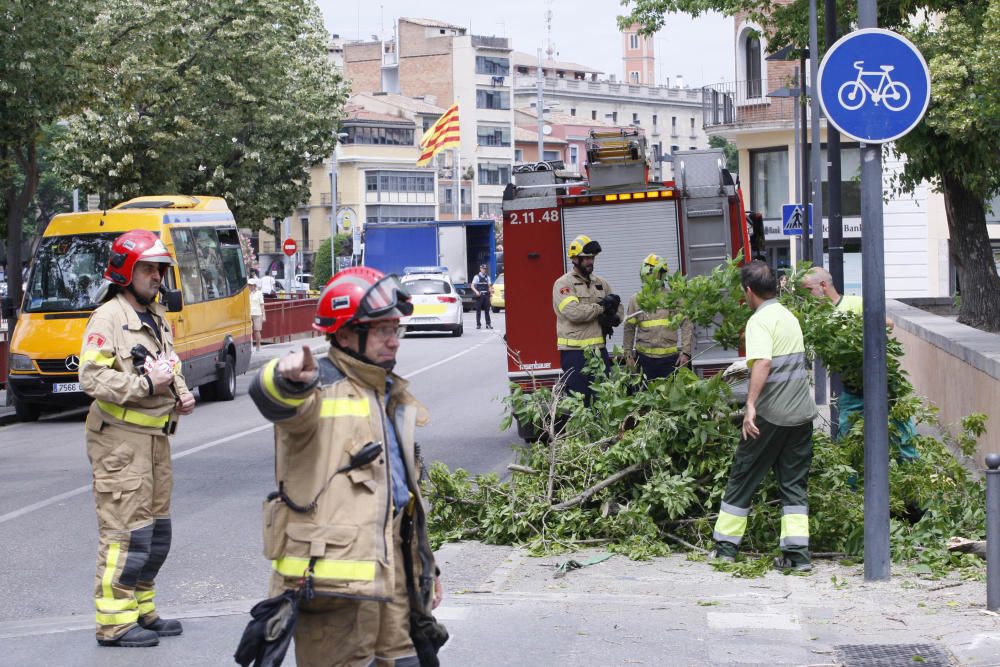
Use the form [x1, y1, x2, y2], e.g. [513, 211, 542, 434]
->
[507, 464, 539, 475]
[665, 532, 707, 553]
[551, 462, 645, 511]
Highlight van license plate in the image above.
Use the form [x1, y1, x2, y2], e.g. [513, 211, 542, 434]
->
[53, 383, 82, 393]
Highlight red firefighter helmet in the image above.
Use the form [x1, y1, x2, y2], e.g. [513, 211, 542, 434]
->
[104, 229, 174, 286]
[313, 267, 413, 334]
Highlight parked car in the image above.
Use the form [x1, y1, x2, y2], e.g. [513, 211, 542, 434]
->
[491, 273, 505, 313]
[400, 271, 463, 337]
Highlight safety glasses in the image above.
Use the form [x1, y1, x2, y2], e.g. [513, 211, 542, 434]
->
[357, 274, 413, 320]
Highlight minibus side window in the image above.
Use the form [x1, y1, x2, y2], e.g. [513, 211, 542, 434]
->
[216, 228, 247, 293]
[171, 228, 207, 304]
[192, 227, 229, 299]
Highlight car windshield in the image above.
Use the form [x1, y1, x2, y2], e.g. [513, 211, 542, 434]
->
[23, 233, 119, 313]
[404, 279, 451, 295]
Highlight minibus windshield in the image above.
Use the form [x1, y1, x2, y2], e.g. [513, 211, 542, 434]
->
[24, 233, 118, 312]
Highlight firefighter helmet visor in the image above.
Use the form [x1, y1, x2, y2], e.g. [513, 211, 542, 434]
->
[355, 274, 414, 322]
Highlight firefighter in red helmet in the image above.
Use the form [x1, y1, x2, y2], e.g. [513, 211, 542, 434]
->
[246, 267, 446, 667]
[79, 229, 195, 647]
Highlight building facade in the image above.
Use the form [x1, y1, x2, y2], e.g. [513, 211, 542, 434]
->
[344, 17, 515, 222]
[510, 51, 708, 179]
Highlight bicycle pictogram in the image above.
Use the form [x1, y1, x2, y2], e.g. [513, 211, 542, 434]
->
[837, 61, 911, 111]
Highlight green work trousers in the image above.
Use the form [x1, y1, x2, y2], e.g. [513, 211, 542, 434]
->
[713, 416, 813, 563]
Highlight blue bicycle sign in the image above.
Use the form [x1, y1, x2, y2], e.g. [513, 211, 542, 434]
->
[838, 61, 911, 111]
[819, 28, 930, 144]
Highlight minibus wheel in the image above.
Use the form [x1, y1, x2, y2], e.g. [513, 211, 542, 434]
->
[14, 398, 40, 422]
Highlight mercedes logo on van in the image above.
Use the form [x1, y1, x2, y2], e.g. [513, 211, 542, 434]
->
[64, 355, 80, 371]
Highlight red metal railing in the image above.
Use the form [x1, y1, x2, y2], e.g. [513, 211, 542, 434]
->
[261, 297, 319, 343]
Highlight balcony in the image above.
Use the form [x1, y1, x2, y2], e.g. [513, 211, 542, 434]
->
[701, 79, 802, 131]
[513, 75, 702, 105]
[472, 35, 510, 49]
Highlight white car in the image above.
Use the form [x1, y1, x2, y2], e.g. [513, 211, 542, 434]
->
[400, 272, 463, 337]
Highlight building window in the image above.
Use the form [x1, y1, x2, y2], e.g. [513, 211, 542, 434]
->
[630, 71, 640, 84]
[476, 89, 510, 110]
[479, 202, 502, 218]
[611, 111, 618, 123]
[592, 110, 597, 120]
[365, 170, 435, 193]
[438, 185, 471, 212]
[671, 144, 680, 154]
[514, 148, 524, 162]
[629, 34, 639, 49]
[570, 108, 576, 117]
[745, 33, 762, 98]
[750, 148, 789, 220]
[671, 116, 677, 130]
[476, 124, 511, 147]
[690, 117, 696, 133]
[365, 205, 436, 224]
[300, 218, 309, 251]
[689, 146, 697, 151]
[569, 145, 579, 169]
[632, 112, 640, 124]
[478, 162, 511, 186]
[543, 150, 561, 161]
[652, 114, 658, 125]
[817, 145, 862, 218]
[343, 125, 415, 146]
[475, 55, 510, 76]
[422, 116, 435, 133]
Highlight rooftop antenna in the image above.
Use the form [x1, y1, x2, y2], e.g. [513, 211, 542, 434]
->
[545, 0, 555, 60]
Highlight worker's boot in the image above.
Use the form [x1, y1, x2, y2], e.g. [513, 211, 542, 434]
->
[139, 616, 183, 636]
[97, 625, 160, 647]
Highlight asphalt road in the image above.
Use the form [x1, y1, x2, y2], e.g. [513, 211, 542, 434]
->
[0, 311, 518, 665]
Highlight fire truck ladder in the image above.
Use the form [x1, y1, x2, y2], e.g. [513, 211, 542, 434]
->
[585, 128, 645, 164]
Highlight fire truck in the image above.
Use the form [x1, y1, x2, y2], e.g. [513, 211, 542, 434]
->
[501, 129, 753, 436]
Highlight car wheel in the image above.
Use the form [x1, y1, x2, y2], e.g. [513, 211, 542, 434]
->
[451, 322, 463, 337]
[14, 398, 41, 422]
[213, 354, 237, 401]
[491, 306, 500, 313]
[199, 382, 217, 402]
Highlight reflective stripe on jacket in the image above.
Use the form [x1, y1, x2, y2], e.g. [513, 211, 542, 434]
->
[79, 293, 188, 434]
[249, 347, 437, 612]
[623, 293, 693, 359]
[552, 268, 622, 351]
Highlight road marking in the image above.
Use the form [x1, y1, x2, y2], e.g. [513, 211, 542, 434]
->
[401, 335, 495, 380]
[0, 337, 499, 525]
[0, 423, 270, 525]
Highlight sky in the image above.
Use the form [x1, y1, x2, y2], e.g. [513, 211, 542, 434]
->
[317, 0, 736, 88]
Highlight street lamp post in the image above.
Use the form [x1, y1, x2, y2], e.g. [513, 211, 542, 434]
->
[329, 132, 348, 274]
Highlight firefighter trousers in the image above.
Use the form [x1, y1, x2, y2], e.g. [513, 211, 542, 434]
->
[636, 353, 679, 382]
[86, 419, 173, 641]
[294, 512, 418, 667]
[560, 348, 611, 405]
[713, 416, 813, 563]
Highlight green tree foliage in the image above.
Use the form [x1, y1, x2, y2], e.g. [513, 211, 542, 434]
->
[618, 0, 1000, 332]
[311, 233, 352, 288]
[708, 135, 739, 174]
[0, 0, 96, 306]
[52, 0, 347, 229]
[427, 262, 988, 576]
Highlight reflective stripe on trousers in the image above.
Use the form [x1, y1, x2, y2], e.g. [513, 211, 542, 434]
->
[779, 505, 809, 548]
[712, 502, 749, 545]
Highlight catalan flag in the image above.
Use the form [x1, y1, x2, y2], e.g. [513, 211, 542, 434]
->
[416, 103, 460, 167]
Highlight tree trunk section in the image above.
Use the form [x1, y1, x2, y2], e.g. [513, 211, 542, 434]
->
[942, 173, 1000, 332]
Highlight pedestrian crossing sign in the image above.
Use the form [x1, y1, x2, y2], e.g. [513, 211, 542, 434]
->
[782, 203, 814, 236]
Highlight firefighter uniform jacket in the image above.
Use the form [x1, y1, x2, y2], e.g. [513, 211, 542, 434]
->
[623, 293, 694, 359]
[552, 268, 624, 351]
[80, 293, 188, 433]
[249, 347, 438, 615]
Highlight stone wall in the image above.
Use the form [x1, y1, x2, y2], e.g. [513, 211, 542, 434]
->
[888, 299, 1000, 464]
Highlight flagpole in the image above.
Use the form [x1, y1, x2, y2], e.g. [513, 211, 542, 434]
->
[454, 148, 461, 220]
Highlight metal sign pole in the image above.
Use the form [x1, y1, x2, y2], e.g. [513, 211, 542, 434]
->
[858, 0, 891, 582]
[826, 0, 844, 436]
[809, 0, 828, 407]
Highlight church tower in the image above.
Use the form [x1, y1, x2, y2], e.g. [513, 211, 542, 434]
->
[622, 24, 655, 85]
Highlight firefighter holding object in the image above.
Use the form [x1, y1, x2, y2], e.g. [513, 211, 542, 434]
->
[552, 235, 624, 403]
[247, 267, 445, 667]
[623, 254, 693, 381]
[710, 261, 817, 572]
[79, 229, 195, 648]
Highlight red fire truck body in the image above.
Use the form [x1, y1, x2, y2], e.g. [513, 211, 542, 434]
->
[501, 143, 751, 418]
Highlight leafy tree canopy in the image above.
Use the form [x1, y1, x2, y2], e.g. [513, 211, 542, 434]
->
[52, 0, 348, 228]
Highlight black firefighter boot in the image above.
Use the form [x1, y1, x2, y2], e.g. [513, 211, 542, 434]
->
[97, 625, 160, 647]
[139, 616, 184, 636]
